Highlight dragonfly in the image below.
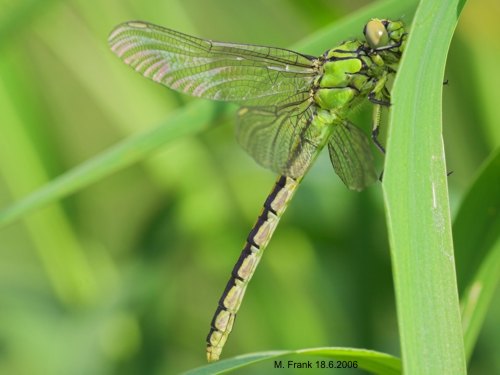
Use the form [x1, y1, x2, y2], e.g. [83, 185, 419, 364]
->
[108, 18, 407, 361]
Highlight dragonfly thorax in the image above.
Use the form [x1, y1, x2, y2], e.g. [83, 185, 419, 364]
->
[313, 42, 376, 112]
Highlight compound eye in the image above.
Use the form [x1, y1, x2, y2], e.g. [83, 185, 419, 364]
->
[365, 19, 389, 49]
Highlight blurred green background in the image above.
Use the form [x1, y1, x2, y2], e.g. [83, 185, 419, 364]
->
[0, 0, 498, 374]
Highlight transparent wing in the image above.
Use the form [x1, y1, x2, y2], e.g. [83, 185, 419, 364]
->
[236, 98, 322, 178]
[328, 121, 377, 191]
[109, 21, 317, 106]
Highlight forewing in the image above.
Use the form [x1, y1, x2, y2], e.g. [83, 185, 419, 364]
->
[109, 21, 317, 106]
[236, 98, 320, 178]
[328, 121, 377, 191]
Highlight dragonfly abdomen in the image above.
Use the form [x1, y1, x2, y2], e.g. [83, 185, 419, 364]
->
[206, 175, 300, 361]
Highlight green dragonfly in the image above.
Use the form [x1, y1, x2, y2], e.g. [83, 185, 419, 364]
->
[108, 18, 407, 361]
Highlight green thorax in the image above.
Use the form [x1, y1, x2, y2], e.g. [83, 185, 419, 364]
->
[313, 42, 380, 112]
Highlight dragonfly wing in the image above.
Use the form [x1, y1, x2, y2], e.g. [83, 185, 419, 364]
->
[236, 98, 320, 178]
[328, 121, 378, 191]
[109, 21, 317, 106]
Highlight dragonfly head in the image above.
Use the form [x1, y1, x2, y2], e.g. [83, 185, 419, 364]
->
[363, 19, 407, 63]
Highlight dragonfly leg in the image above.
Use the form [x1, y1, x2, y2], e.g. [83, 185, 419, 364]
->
[369, 80, 392, 155]
[368, 93, 391, 106]
[378, 169, 384, 182]
[372, 127, 386, 154]
[371, 103, 386, 154]
[372, 103, 387, 182]
[368, 73, 391, 106]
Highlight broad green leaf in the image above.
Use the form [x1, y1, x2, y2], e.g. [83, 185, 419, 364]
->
[383, 0, 468, 373]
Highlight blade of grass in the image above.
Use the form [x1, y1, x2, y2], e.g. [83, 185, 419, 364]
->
[454, 149, 500, 293]
[383, 0, 468, 373]
[461, 237, 500, 361]
[453, 149, 500, 359]
[0, 63, 98, 305]
[183, 348, 401, 375]
[0, 100, 223, 228]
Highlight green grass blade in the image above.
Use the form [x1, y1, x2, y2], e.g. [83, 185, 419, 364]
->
[383, 0, 468, 373]
[454, 149, 500, 359]
[454, 149, 500, 293]
[0, 100, 223, 228]
[461, 238, 500, 361]
[0, 64, 99, 305]
[183, 348, 401, 375]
